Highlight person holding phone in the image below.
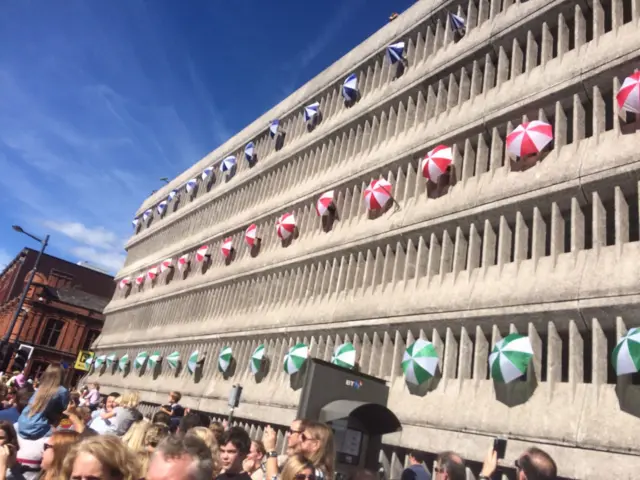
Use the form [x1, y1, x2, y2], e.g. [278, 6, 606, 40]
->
[479, 441, 558, 480]
[401, 452, 431, 480]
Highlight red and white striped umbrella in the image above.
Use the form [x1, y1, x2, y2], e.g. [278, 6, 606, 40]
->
[245, 224, 258, 247]
[316, 190, 335, 216]
[160, 258, 173, 273]
[118, 278, 131, 290]
[421, 145, 453, 183]
[135, 274, 145, 286]
[221, 237, 233, 258]
[276, 213, 296, 240]
[147, 266, 159, 281]
[617, 71, 640, 114]
[178, 254, 189, 271]
[364, 179, 392, 210]
[506, 121, 553, 157]
[196, 245, 210, 262]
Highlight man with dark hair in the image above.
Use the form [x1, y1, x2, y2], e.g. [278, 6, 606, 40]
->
[0, 387, 31, 423]
[178, 412, 211, 435]
[434, 451, 466, 480]
[217, 426, 252, 480]
[153, 410, 172, 426]
[147, 434, 214, 480]
[401, 451, 431, 480]
[516, 447, 557, 480]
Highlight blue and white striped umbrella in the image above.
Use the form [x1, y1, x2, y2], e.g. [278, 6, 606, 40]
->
[244, 142, 255, 162]
[387, 42, 405, 64]
[304, 102, 320, 122]
[269, 120, 279, 138]
[342, 73, 358, 101]
[449, 12, 465, 34]
[220, 156, 237, 173]
[168, 189, 178, 202]
[201, 166, 214, 181]
[132, 218, 139, 228]
[142, 209, 152, 222]
[157, 200, 168, 216]
[185, 178, 198, 193]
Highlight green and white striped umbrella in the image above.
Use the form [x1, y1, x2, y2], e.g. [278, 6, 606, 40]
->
[332, 343, 356, 369]
[148, 351, 162, 369]
[84, 355, 95, 369]
[167, 351, 180, 369]
[118, 354, 130, 372]
[106, 353, 117, 367]
[402, 339, 439, 385]
[94, 355, 106, 369]
[250, 344, 266, 374]
[187, 350, 203, 374]
[612, 327, 640, 376]
[134, 351, 148, 370]
[283, 343, 308, 375]
[218, 347, 232, 372]
[489, 333, 533, 383]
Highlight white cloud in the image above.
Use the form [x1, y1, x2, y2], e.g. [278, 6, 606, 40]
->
[70, 246, 126, 273]
[43, 221, 119, 250]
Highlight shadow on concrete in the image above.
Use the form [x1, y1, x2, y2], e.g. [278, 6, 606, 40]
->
[275, 132, 286, 151]
[368, 196, 394, 220]
[152, 361, 162, 380]
[289, 361, 308, 391]
[406, 367, 442, 397]
[224, 249, 236, 266]
[255, 358, 270, 384]
[205, 174, 217, 192]
[172, 197, 181, 213]
[174, 361, 183, 378]
[165, 268, 175, 284]
[280, 227, 299, 248]
[615, 377, 640, 418]
[344, 92, 360, 109]
[306, 112, 323, 133]
[427, 165, 457, 199]
[247, 155, 258, 168]
[321, 207, 339, 233]
[619, 113, 640, 135]
[250, 239, 262, 258]
[181, 262, 191, 280]
[225, 164, 237, 182]
[394, 61, 406, 80]
[201, 256, 212, 274]
[494, 363, 538, 407]
[509, 150, 550, 174]
[222, 357, 237, 380]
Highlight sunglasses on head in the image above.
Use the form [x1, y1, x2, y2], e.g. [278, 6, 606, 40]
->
[294, 474, 315, 480]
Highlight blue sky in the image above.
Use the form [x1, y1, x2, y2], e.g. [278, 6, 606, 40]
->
[0, 0, 414, 273]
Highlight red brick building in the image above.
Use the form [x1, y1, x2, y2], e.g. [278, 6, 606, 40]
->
[0, 248, 114, 386]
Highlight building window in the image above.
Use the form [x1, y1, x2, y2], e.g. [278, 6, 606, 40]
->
[49, 269, 74, 289]
[40, 318, 64, 348]
[82, 330, 99, 351]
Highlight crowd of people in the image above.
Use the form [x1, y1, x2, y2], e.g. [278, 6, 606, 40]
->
[0, 365, 558, 480]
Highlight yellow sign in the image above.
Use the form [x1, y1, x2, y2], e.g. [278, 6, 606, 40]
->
[74, 350, 94, 371]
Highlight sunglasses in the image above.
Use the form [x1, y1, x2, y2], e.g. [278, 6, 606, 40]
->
[288, 429, 303, 435]
[295, 475, 316, 480]
[44, 443, 53, 451]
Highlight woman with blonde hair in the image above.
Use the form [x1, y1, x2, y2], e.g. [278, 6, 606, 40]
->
[184, 426, 221, 475]
[40, 430, 80, 480]
[298, 421, 335, 480]
[111, 391, 141, 436]
[121, 417, 150, 451]
[280, 454, 316, 480]
[62, 434, 141, 480]
[143, 422, 170, 451]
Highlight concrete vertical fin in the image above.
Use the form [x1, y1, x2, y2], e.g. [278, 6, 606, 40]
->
[532, 207, 547, 265]
[468, 223, 482, 271]
[573, 93, 586, 142]
[379, 331, 394, 379]
[459, 66, 471, 105]
[403, 162, 417, 205]
[405, 96, 416, 133]
[452, 226, 468, 278]
[403, 238, 417, 287]
[614, 186, 629, 249]
[496, 46, 509, 87]
[360, 333, 372, 375]
[592, 85, 606, 137]
[482, 53, 495, 93]
[591, 318, 607, 386]
[593, 0, 605, 39]
[427, 233, 442, 280]
[482, 219, 497, 268]
[592, 191, 607, 249]
[391, 241, 406, 290]
[458, 327, 473, 380]
[443, 327, 459, 380]
[514, 212, 529, 265]
[489, 127, 503, 171]
[571, 198, 585, 252]
[540, 22, 553, 66]
[462, 138, 476, 181]
[547, 321, 562, 398]
[447, 73, 459, 110]
[550, 202, 565, 265]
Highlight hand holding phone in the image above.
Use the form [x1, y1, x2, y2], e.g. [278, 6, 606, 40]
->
[493, 437, 507, 459]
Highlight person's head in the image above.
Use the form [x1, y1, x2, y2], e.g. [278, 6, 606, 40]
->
[178, 412, 209, 434]
[41, 430, 80, 477]
[209, 422, 225, 445]
[516, 447, 557, 480]
[121, 418, 151, 451]
[408, 451, 426, 466]
[434, 451, 466, 480]
[280, 454, 315, 480]
[219, 426, 251, 473]
[0, 421, 18, 452]
[76, 406, 93, 425]
[118, 391, 140, 409]
[104, 394, 118, 412]
[109, 391, 121, 399]
[91, 383, 100, 391]
[0, 383, 8, 402]
[29, 364, 64, 416]
[15, 387, 32, 413]
[62, 434, 141, 480]
[153, 410, 171, 426]
[146, 434, 214, 480]
[299, 421, 335, 478]
[144, 423, 170, 451]
[169, 391, 182, 403]
[185, 426, 221, 475]
[248, 439, 266, 464]
[287, 418, 307, 455]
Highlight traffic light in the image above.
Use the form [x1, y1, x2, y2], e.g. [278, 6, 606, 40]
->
[12, 344, 33, 372]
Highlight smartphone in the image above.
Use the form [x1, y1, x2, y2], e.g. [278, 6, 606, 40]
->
[493, 437, 507, 459]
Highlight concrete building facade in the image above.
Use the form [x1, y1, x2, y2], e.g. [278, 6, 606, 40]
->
[90, 1, 640, 478]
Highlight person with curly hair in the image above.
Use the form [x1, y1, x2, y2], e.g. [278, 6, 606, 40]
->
[62, 435, 141, 480]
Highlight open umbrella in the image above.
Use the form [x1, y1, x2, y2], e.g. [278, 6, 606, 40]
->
[157, 200, 168, 216]
[196, 245, 209, 262]
[142, 209, 152, 222]
[134, 352, 148, 370]
[168, 189, 178, 202]
[332, 343, 356, 369]
[185, 178, 198, 193]
[449, 12, 466, 34]
[148, 351, 162, 369]
[84, 355, 95, 370]
[612, 328, 640, 375]
[94, 355, 106, 369]
[421, 145, 453, 183]
[506, 121, 553, 157]
[187, 351, 202, 374]
[284, 343, 308, 375]
[221, 238, 233, 258]
[132, 218, 139, 229]
[201, 166, 214, 180]
[387, 42, 405, 64]
[364, 179, 392, 210]
[218, 346, 232, 372]
[135, 274, 145, 286]
[269, 120, 280, 138]
[167, 351, 180, 369]
[221, 156, 237, 173]
[276, 213, 296, 240]
[316, 191, 335, 216]
[304, 102, 320, 123]
[617, 71, 640, 114]
[118, 278, 131, 290]
[489, 333, 533, 383]
[245, 142, 255, 162]
[250, 344, 266, 374]
[402, 339, 439, 385]
[118, 354, 129, 372]
[147, 267, 159, 281]
[106, 353, 117, 367]
[160, 258, 173, 273]
[342, 73, 358, 102]
[178, 254, 189, 271]
[245, 224, 258, 247]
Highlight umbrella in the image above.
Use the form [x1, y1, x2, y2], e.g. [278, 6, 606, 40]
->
[245, 142, 255, 162]
[489, 333, 533, 383]
[221, 156, 237, 173]
[84, 355, 95, 370]
[134, 351, 148, 370]
[221, 238, 233, 258]
[147, 267, 159, 281]
[160, 258, 173, 273]
[276, 213, 296, 240]
[168, 189, 178, 202]
[218, 346, 232, 372]
[167, 351, 180, 369]
[364, 179, 392, 210]
[135, 274, 145, 286]
[449, 12, 466, 34]
[132, 218, 139, 228]
[118, 278, 131, 290]
[421, 145, 453, 183]
[142, 209, 153, 222]
[187, 350, 202, 374]
[283, 343, 308, 375]
[94, 355, 106, 368]
[387, 42, 405, 64]
[250, 344, 266, 374]
[245, 224, 258, 247]
[186, 179, 198, 193]
[612, 328, 640, 375]
[402, 339, 439, 385]
[118, 354, 129, 372]
[332, 343, 356, 369]
[157, 200, 168, 216]
[506, 121, 553, 157]
[617, 71, 640, 114]
[342, 73, 358, 102]
[201, 167, 214, 180]
[269, 120, 280, 138]
[178, 254, 189, 271]
[316, 191, 335, 216]
[106, 353, 117, 367]
[196, 246, 209, 262]
[304, 102, 320, 123]
[148, 351, 162, 369]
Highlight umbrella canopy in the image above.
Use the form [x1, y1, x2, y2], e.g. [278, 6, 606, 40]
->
[196, 246, 209, 262]
[221, 238, 233, 258]
[148, 351, 162, 369]
[245, 142, 255, 162]
[304, 102, 320, 122]
[201, 166, 214, 180]
[612, 328, 640, 375]
[218, 346, 232, 372]
[489, 333, 533, 383]
[167, 351, 180, 369]
[132, 218, 139, 229]
[142, 209, 153, 222]
[449, 12, 466, 34]
[186, 178, 198, 193]
[147, 267, 159, 281]
[157, 200, 168, 216]
[135, 274, 145, 286]
[187, 350, 202, 374]
[276, 213, 296, 240]
[221, 156, 237, 173]
[106, 353, 117, 367]
[178, 254, 189, 271]
[387, 42, 405, 64]
[617, 71, 640, 114]
[421, 145, 453, 183]
[284, 343, 308, 375]
[364, 179, 392, 210]
[332, 343, 356, 369]
[316, 191, 335, 216]
[160, 258, 173, 273]
[342, 73, 358, 101]
[269, 120, 280, 138]
[118, 278, 131, 290]
[94, 355, 106, 368]
[168, 189, 178, 202]
[506, 121, 553, 157]
[250, 344, 266, 375]
[245, 224, 258, 247]
[84, 355, 95, 369]
[118, 354, 130, 372]
[134, 351, 148, 370]
[402, 339, 439, 385]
